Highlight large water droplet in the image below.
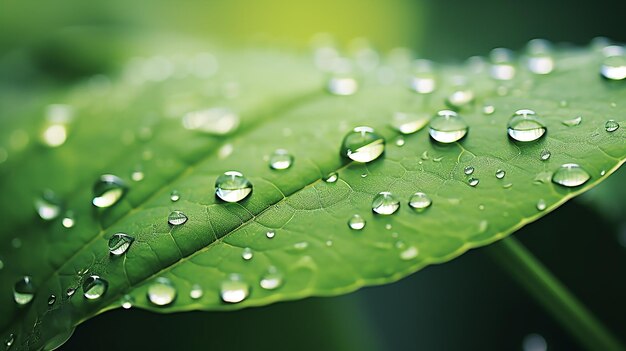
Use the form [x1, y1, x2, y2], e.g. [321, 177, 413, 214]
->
[170, 190, 181, 202]
[409, 192, 432, 211]
[540, 149, 551, 161]
[551, 163, 590, 187]
[605, 120, 620, 132]
[468, 178, 480, 187]
[324, 172, 338, 183]
[507, 109, 546, 142]
[536, 199, 547, 211]
[13, 276, 35, 305]
[148, 277, 177, 306]
[340, 126, 385, 163]
[601, 55, 626, 80]
[260, 267, 283, 290]
[429, 110, 469, 143]
[348, 214, 366, 230]
[242, 247, 253, 261]
[215, 171, 253, 202]
[372, 192, 400, 215]
[220, 274, 249, 303]
[561, 116, 582, 127]
[190, 284, 204, 300]
[108, 233, 134, 255]
[83, 275, 108, 300]
[34, 190, 62, 221]
[182, 107, 240, 135]
[464, 166, 474, 175]
[526, 40, 555, 75]
[269, 149, 294, 170]
[92, 175, 127, 208]
[495, 169, 506, 179]
[121, 294, 134, 309]
[168, 211, 188, 226]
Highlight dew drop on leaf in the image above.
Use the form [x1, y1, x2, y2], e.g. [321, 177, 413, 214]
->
[108, 233, 135, 255]
[446, 86, 475, 108]
[409, 59, 436, 94]
[464, 166, 475, 175]
[121, 294, 134, 309]
[399, 245, 419, 260]
[490, 48, 516, 81]
[495, 169, 506, 179]
[507, 109, 546, 142]
[394, 136, 405, 147]
[429, 110, 469, 143]
[182, 107, 240, 135]
[13, 276, 35, 305]
[468, 178, 480, 187]
[66, 287, 76, 297]
[131, 170, 144, 182]
[551, 163, 590, 187]
[92, 174, 127, 208]
[147, 277, 177, 306]
[61, 211, 75, 228]
[5, 333, 15, 349]
[265, 230, 276, 239]
[260, 267, 283, 290]
[269, 149, 294, 170]
[408, 192, 432, 211]
[348, 214, 366, 230]
[242, 247, 253, 261]
[390, 112, 430, 134]
[215, 171, 253, 202]
[324, 172, 338, 183]
[170, 190, 181, 202]
[561, 116, 582, 127]
[600, 54, 626, 80]
[190, 284, 203, 300]
[536, 199, 547, 211]
[483, 105, 495, 115]
[47, 294, 56, 306]
[41, 124, 68, 148]
[340, 126, 385, 163]
[168, 211, 188, 226]
[372, 192, 400, 215]
[605, 120, 620, 132]
[34, 190, 62, 221]
[82, 275, 108, 300]
[220, 274, 249, 304]
[540, 149, 551, 161]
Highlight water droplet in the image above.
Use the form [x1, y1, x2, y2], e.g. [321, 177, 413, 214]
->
[131, 170, 144, 182]
[551, 163, 590, 187]
[5, 333, 15, 349]
[433, 156, 444, 162]
[62, 211, 75, 228]
[190, 284, 204, 299]
[215, 171, 253, 202]
[372, 192, 400, 215]
[293, 242, 309, 250]
[483, 105, 496, 115]
[495, 169, 506, 179]
[527, 53, 555, 75]
[429, 110, 469, 143]
[394, 137, 405, 147]
[34, 190, 62, 221]
[348, 214, 366, 230]
[148, 277, 177, 306]
[182, 107, 240, 135]
[540, 149, 551, 161]
[385, 223, 393, 230]
[92, 174, 127, 208]
[121, 294, 134, 309]
[561, 116, 582, 127]
[400, 246, 419, 260]
[108, 233, 134, 255]
[170, 190, 180, 202]
[83, 275, 108, 300]
[464, 166, 475, 175]
[536, 199, 547, 211]
[41, 124, 68, 148]
[468, 178, 479, 187]
[66, 287, 76, 297]
[47, 294, 56, 306]
[221, 274, 249, 303]
[168, 211, 188, 226]
[490, 48, 516, 80]
[269, 149, 294, 170]
[13, 276, 35, 305]
[522, 333, 547, 351]
[324, 172, 338, 183]
[242, 247, 253, 261]
[408, 192, 432, 211]
[265, 230, 276, 239]
[601, 55, 626, 80]
[327, 74, 359, 96]
[507, 109, 546, 142]
[600, 170, 607, 176]
[340, 126, 385, 163]
[409, 60, 436, 94]
[605, 120, 620, 132]
[260, 267, 283, 290]
[0, 257, 4, 270]
[390, 112, 430, 134]
[446, 87, 475, 108]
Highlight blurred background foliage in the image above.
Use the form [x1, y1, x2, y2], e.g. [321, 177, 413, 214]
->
[1, 0, 625, 350]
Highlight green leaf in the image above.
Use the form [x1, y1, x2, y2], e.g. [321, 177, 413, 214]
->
[0, 43, 625, 349]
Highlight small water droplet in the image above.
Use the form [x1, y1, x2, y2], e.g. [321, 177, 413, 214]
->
[190, 284, 204, 299]
[446, 86, 475, 108]
[551, 163, 590, 187]
[495, 169, 506, 179]
[148, 277, 177, 306]
[600, 170, 607, 176]
[527, 52, 555, 75]
[540, 149, 551, 161]
[221, 274, 249, 303]
[348, 214, 366, 230]
[121, 294, 134, 309]
[409, 192, 432, 211]
[507, 109, 546, 142]
[483, 105, 496, 115]
[490, 48, 516, 80]
[182, 107, 240, 135]
[83, 275, 108, 300]
[409, 60, 436, 94]
[385, 223, 392, 230]
[260, 267, 283, 290]
[13, 276, 35, 305]
[47, 294, 56, 306]
[5, 333, 15, 349]
[215, 171, 253, 202]
[62, 211, 75, 228]
[536, 199, 547, 211]
[429, 110, 469, 143]
[341, 126, 385, 163]
[170, 190, 181, 202]
[372, 192, 400, 215]
[464, 166, 475, 175]
[503, 183, 513, 189]
[420, 151, 429, 160]
[66, 287, 76, 297]
[168, 211, 188, 226]
[327, 74, 359, 96]
[394, 137, 405, 147]
[390, 112, 430, 134]
[361, 173, 368, 178]
[561, 116, 582, 127]
[293, 242, 309, 250]
[433, 156, 444, 162]
[34, 190, 62, 221]
[131, 170, 144, 182]
[605, 120, 620, 132]
[478, 204, 485, 210]
[266, 230, 276, 239]
[324, 172, 338, 183]
[601, 55, 626, 80]
[269, 149, 294, 170]
[468, 178, 479, 187]
[242, 247, 253, 261]
[108, 233, 134, 255]
[92, 175, 127, 208]
[400, 246, 419, 260]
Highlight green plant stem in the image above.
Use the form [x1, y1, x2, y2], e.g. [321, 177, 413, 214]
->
[486, 236, 625, 351]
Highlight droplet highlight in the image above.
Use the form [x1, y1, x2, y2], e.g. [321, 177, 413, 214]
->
[92, 174, 127, 208]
